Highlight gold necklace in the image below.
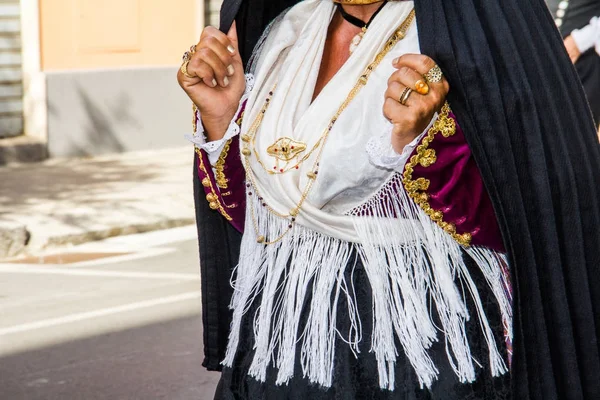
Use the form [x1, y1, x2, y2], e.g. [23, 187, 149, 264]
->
[241, 10, 416, 245]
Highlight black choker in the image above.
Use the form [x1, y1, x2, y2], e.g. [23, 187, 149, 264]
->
[337, 1, 388, 29]
[337, 1, 389, 53]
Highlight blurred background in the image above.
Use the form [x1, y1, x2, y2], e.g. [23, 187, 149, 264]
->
[0, 0, 224, 399]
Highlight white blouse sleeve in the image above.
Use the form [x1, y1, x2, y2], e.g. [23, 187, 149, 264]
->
[185, 74, 255, 166]
[366, 114, 436, 171]
[571, 17, 600, 55]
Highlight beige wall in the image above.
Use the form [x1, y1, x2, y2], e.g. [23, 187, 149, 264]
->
[39, 0, 203, 71]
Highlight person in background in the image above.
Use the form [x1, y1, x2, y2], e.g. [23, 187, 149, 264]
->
[551, 0, 600, 123]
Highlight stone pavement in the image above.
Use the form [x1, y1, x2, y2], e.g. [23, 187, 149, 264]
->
[0, 147, 196, 258]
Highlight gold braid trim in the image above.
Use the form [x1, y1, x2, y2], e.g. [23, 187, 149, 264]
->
[215, 139, 232, 189]
[402, 102, 473, 247]
[195, 147, 233, 221]
[192, 104, 198, 134]
[215, 110, 245, 190]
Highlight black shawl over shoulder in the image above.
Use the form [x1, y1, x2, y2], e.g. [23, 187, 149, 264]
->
[195, 0, 600, 398]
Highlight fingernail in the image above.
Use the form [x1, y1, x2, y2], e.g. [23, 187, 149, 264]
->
[393, 57, 399, 65]
[227, 45, 235, 54]
[227, 65, 235, 76]
[223, 76, 230, 87]
[211, 79, 217, 87]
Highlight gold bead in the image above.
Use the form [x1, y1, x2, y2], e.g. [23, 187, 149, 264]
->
[242, 148, 251, 156]
[444, 223, 457, 234]
[257, 235, 266, 244]
[209, 201, 219, 210]
[290, 208, 299, 217]
[241, 134, 251, 142]
[307, 172, 317, 180]
[201, 177, 211, 187]
[206, 193, 217, 202]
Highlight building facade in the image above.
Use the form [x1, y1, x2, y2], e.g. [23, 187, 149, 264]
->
[0, 0, 222, 163]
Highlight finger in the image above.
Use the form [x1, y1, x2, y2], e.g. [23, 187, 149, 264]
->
[388, 66, 429, 96]
[383, 98, 423, 129]
[202, 36, 236, 76]
[227, 22, 240, 55]
[177, 66, 203, 87]
[186, 58, 218, 88]
[385, 81, 414, 108]
[226, 22, 244, 70]
[192, 48, 230, 87]
[201, 26, 238, 57]
[392, 53, 437, 76]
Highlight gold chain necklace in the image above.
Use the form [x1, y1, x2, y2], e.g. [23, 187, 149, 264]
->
[241, 10, 416, 245]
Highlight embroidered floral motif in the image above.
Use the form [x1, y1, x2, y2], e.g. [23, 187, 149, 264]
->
[402, 102, 472, 247]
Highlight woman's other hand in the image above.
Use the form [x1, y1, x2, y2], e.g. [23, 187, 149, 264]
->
[564, 35, 582, 64]
[383, 54, 450, 154]
[177, 23, 246, 141]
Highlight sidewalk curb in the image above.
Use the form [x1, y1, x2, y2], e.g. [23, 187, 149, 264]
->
[1, 218, 195, 259]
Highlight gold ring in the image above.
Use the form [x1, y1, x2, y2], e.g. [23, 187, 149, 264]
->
[180, 48, 195, 79]
[425, 65, 443, 83]
[399, 87, 413, 105]
[415, 79, 430, 95]
[180, 60, 194, 79]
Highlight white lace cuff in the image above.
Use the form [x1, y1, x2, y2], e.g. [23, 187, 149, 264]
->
[366, 115, 436, 171]
[185, 73, 255, 166]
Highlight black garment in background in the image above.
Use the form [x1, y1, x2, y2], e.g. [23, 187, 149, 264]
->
[576, 49, 600, 122]
[199, 0, 600, 398]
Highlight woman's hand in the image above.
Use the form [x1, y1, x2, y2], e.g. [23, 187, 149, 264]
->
[177, 23, 246, 141]
[383, 54, 450, 154]
[564, 35, 582, 64]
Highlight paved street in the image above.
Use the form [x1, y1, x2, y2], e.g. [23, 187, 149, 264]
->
[0, 226, 221, 400]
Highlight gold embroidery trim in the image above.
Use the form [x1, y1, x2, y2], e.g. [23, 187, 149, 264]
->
[195, 147, 233, 221]
[192, 104, 198, 134]
[214, 109, 245, 190]
[402, 102, 473, 247]
[215, 139, 232, 189]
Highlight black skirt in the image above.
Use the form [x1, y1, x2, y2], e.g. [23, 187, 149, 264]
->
[214, 254, 511, 400]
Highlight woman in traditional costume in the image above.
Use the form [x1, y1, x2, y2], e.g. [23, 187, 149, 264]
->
[178, 0, 600, 398]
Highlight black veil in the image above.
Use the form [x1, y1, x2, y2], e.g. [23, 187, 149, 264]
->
[194, 1, 600, 398]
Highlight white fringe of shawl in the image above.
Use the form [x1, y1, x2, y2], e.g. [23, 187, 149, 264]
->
[223, 173, 513, 390]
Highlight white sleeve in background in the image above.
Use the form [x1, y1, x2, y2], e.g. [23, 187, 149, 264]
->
[185, 74, 255, 166]
[571, 17, 600, 55]
[366, 114, 436, 171]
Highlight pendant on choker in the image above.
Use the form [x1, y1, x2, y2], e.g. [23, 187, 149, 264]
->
[350, 27, 367, 54]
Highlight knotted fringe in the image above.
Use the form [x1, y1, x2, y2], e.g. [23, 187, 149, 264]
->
[223, 173, 511, 391]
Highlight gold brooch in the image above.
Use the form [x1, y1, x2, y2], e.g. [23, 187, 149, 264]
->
[266, 138, 307, 162]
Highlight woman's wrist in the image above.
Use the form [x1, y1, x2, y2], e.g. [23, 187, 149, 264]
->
[201, 108, 238, 142]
